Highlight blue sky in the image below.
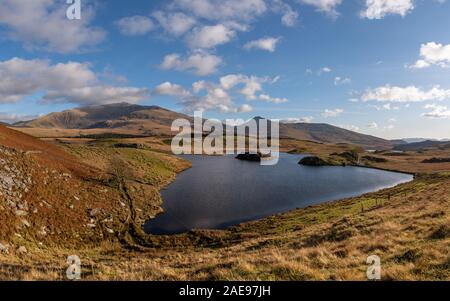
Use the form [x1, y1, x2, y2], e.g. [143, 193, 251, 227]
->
[0, 0, 450, 139]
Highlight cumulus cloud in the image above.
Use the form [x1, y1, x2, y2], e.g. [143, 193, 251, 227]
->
[0, 57, 148, 105]
[0, 0, 105, 53]
[271, 0, 299, 27]
[42, 86, 149, 106]
[422, 104, 450, 119]
[152, 11, 196, 36]
[187, 24, 237, 49]
[360, 0, 414, 19]
[299, 0, 343, 18]
[408, 42, 450, 69]
[238, 104, 254, 113]
[154, 74, 287, 113]
[116, 16, 154, 36]
[219, 74, 279, 100]
[244, 37, 281, 52]
[0, 113, 40, 124]
[160, 52, 222, 76]
[322, 108, 344, 118]
[361, 85, 450, 102]
[171, 0, 267, 22]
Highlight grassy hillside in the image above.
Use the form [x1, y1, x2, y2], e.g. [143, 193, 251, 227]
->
[0, 127, 448, 280]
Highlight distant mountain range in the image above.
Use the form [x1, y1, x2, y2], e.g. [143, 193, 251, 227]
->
[393, 140, 450, 151]
[400, 138, 450, 144]
[14, 102, 393, 149]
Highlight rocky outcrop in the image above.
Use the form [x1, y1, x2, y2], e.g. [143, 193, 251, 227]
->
[236, 153, 262, 162]
[298, 156, 330, 166]
[0, 147, 32, 210]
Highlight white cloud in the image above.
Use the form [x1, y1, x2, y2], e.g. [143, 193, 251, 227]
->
[220, 74, 280, 100]
[0, 113, 40, 124]
[0, 57, 148, 105]
[238, 104, 253, 113]
[317, 67, 332, 75]
[408, 42, 450, 69]
[244, 37, 281, 52]
[0, 0, 105, 53]
[361, 0, 414, 19]
[259, 94, 288, 103]
[172, 0, 267, 22]
[271, 0, 299, 27]
[160, 52, 222, 76]
[299, 0, 343, 17]
[422, 104, 450, 119]
[154, 82, 192, 98]
[116, 16, 154, 36]
[367, 122, 378, 129]
[154, 73, 287, 113]
[281, 116, 314, 123]
[340, 124, 360, 132]
[187, 24, 236, 49]
[43, 86, 149, 106]
[361, 85, 450, 102]
[334, 76, 352, 85]
[322, 108, 343, 118]
[152, 11, 196, 36]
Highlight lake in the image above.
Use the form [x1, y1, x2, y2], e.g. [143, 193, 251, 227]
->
[144, 153, 413, 235]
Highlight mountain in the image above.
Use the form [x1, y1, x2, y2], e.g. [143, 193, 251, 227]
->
[14, 103, 392, 149]
[394, 140, 450, 151]
[279, 122, 392, 149]
[14, 103, 192, 136]
[235, 117, 392, 149]
[390, 139, 408, 145]
[401, 138, 450, 144]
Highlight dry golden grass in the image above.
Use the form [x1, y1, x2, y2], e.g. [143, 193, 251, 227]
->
[1, 133, 449, 281]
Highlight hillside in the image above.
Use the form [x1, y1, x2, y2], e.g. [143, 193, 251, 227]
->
[394, 140, 450, 151]
[0, 124, 189, 250]
[280, 123, 392, 149]
[14, 103, 192, 137]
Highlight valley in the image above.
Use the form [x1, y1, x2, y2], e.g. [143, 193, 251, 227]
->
[0, 105, 448, 280]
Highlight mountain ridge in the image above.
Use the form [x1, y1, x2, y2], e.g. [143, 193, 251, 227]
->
[14, 103, 392, 149]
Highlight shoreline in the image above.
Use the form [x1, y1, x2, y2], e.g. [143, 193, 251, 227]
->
[144, 153, 415, 237]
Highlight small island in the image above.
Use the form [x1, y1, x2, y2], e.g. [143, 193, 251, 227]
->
[236, 152, 271, 162]
[298, 156, 330, 166]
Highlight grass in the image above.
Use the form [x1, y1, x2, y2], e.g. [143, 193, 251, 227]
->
[0, 137, 449, 280]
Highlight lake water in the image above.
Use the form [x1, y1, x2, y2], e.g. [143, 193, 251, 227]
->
[144, 153, 413, 235]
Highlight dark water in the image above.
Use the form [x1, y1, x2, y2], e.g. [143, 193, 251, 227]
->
[144, 153, 413, 235]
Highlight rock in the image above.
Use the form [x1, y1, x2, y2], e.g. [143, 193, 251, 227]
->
[86, 223, 96, 228]
[236, 152, 262, 162]
[21, 219, 31, 227]
[15, 210, 28, 216]
[89, 208, 102, 217]
[17, 246, 27, 255]
[0, 243, 9, 254]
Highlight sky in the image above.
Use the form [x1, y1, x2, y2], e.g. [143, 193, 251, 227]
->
[0, 0, 450, 139]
